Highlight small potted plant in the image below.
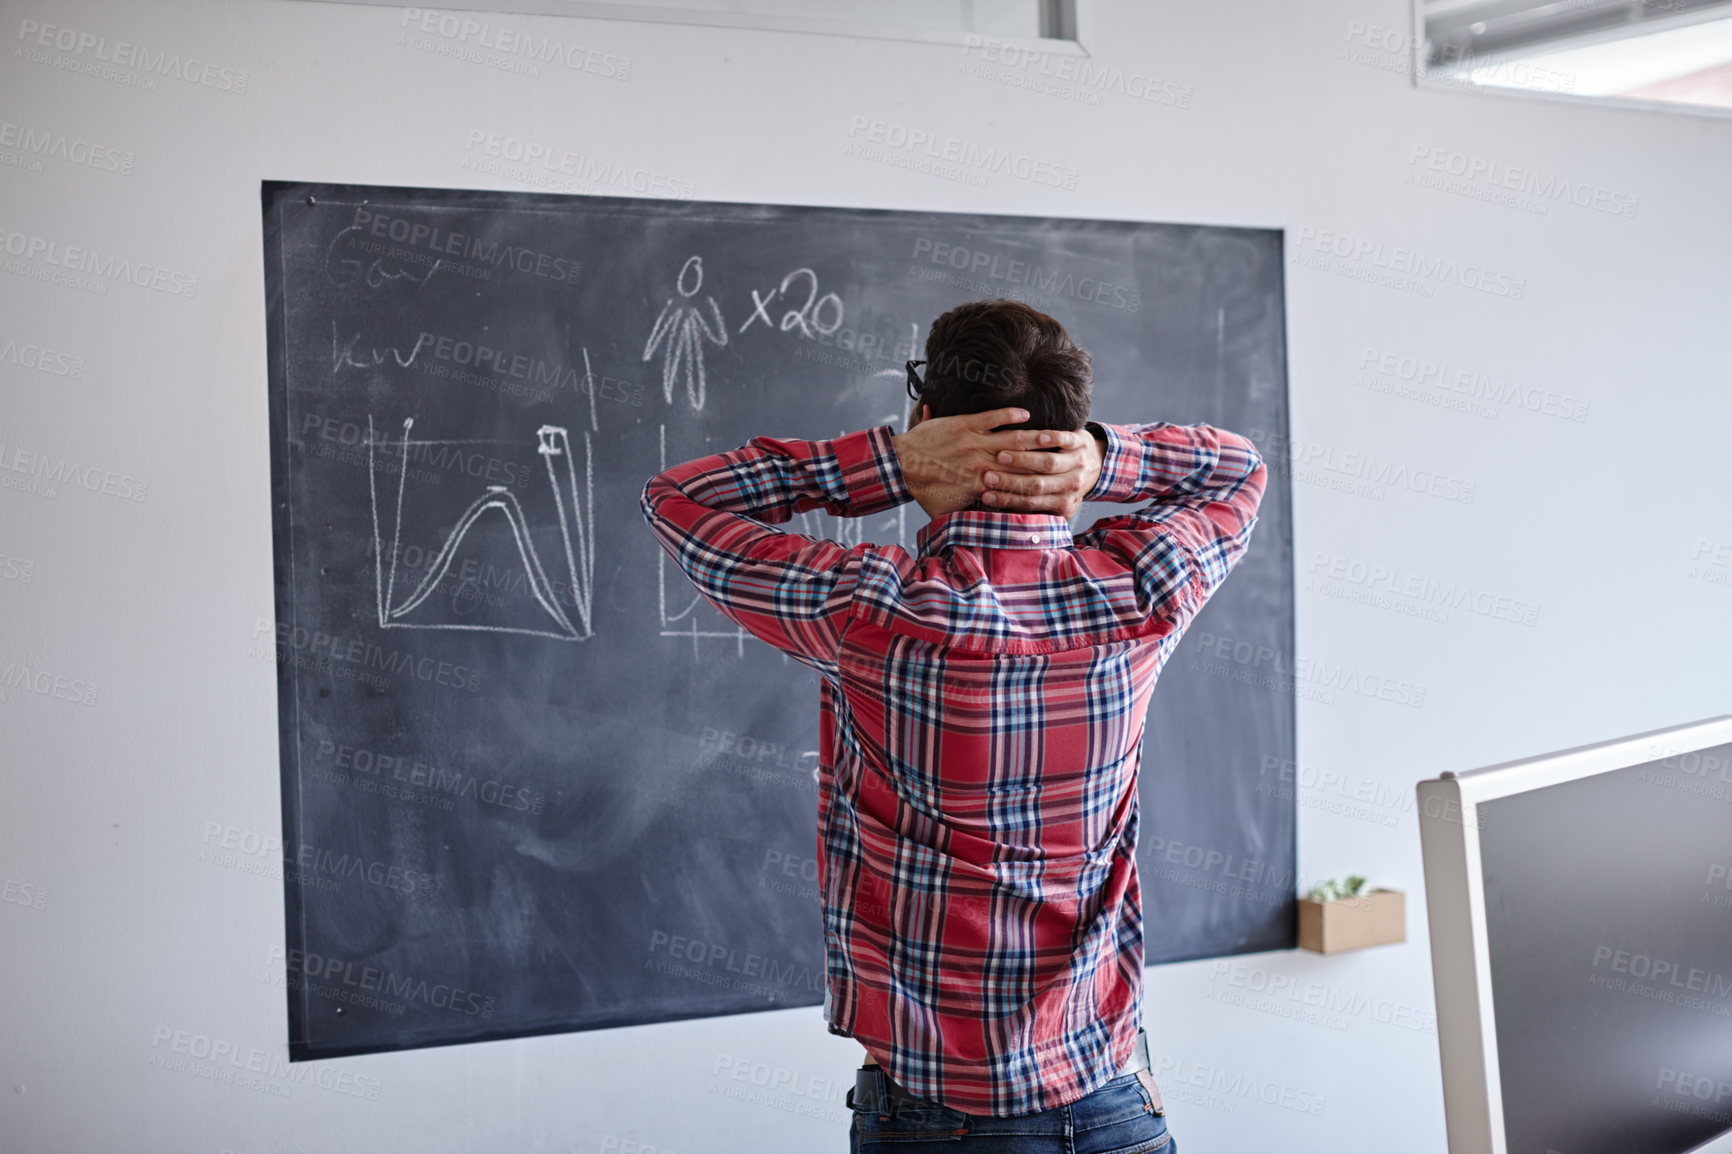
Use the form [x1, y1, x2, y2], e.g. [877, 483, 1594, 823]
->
[1298, 875, 1405, 954]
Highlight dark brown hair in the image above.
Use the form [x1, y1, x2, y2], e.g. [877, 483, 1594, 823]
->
[917, 299, 1092, 430]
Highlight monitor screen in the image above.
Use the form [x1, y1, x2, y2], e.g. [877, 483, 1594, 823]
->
[1478, 741, 1732, 1154]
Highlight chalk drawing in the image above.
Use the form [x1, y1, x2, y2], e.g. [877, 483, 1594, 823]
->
[643, 256, 727, 411]
[581, 347, 598, 432]
[331, 320, 432, 374]
[369, 417, 594, 641]
[738, 267, 844, 339]
[325, 225, 440, 291]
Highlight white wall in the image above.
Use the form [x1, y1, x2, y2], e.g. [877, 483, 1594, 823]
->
[2, 1, 1728, 1151]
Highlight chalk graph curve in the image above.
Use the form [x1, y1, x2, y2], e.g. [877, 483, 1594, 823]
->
[368, 417, 595, 642]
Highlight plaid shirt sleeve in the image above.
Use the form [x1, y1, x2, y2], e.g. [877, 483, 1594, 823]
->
[1074, 420, 1268, 627]
[638, 425, 911, 672]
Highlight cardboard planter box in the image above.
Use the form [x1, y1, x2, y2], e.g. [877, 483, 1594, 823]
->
[1298, 888, 1406, 954]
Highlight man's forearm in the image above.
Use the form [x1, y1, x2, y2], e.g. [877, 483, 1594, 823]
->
[1069, 422, 1267, 626]
[637, 429, 897, 672]
[1086, 422, 1264, 507]
[643, 426, 911, 526]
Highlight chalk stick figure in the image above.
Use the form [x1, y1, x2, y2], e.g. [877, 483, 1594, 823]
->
[643, 255, 728, 411]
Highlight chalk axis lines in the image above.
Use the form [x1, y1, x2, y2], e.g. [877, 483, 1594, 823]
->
[369, 416, 595, 641]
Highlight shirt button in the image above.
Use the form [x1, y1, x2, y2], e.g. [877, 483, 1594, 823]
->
[1029, 534, 1039, 544]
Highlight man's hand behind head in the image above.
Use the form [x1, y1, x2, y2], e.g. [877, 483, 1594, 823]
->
[893, 405, 1031, 519]
[893, 408, 1102, 522]
[980, 426, 1103, 520]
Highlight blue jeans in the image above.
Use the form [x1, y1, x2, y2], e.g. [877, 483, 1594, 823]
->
[847, 1066, 1174, 1154]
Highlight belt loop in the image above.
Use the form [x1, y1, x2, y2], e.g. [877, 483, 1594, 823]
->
[853, 1064, 891, 1120]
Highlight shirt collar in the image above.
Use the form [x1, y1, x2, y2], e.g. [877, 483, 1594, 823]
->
[915, 509, 1076, 557]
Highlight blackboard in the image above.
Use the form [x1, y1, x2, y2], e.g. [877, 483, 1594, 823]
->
[262, 180, 1294, 1061]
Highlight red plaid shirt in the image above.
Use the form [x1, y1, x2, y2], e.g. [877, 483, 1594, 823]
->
[641, 420, 1266, 1116]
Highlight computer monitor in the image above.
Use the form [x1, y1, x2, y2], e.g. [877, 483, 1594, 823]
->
[1418, 715, 1732, 1154]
